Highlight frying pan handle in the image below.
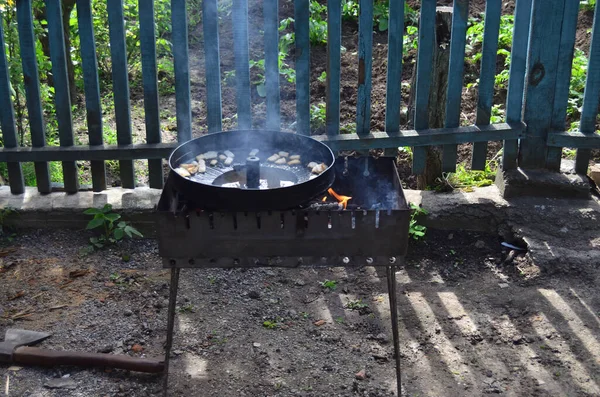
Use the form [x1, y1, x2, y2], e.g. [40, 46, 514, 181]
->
[13, 346, 164, 373]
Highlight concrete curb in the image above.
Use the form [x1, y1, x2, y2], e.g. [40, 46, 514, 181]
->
[0, 186, 160, 236]
[0, 185, 509, 236]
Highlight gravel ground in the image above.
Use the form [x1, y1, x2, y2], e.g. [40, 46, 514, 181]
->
[1, 229, 599, 396]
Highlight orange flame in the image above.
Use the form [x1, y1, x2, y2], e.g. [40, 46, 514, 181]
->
[327, 188, 352, 209]
[321, 196, 328, 202]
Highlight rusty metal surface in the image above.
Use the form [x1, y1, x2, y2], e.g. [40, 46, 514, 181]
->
[157, 157, 410, 269]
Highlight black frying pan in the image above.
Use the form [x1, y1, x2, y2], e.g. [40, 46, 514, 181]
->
[168, 130, 335, 211]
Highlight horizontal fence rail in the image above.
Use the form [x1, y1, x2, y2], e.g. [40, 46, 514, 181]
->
[0, 0, 598, 195]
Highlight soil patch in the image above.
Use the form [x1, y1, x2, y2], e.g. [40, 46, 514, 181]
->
[1, 229, 600, 396]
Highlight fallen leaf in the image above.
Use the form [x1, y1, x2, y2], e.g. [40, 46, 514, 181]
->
[314, 319, 326, 326]
[355, 369, 367, 380]
[131, 344, 143, 353]
[11, 310, 33, 320]
[69, 269, 90, 278]
[7, 366, 22, 371]
[7, 290, 25, 301]
[0, 248, 18, 257]
[59, 280, 74, 289]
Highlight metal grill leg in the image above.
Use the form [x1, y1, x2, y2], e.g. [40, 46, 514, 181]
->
[387, 265, 401, 396]
[163, 267, 180, 396]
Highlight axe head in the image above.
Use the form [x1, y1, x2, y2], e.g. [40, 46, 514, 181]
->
[0, 329, 51, 363]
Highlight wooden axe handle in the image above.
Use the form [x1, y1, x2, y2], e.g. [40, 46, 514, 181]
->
[13, 346, 165, 373]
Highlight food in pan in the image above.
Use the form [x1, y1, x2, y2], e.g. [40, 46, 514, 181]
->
[306, 161, 318, 169]
[267, 154, 280, 162]
[289, 154, 301, 160]
[275, 158, 287, 165]
[278, 151, 289, 158]
[197, 159, 206, 173]
[174, 167, 191, 177]
[249, 149, 259, 156]
[180, 163, 198, 174]
[287, 159, 301, 166]
[210, 159, 218, 166]
[218, 154, 227, 161]
[198, 151, 218, 160]
[223, 150, 235, 158]
[311, 163, 327, 175]
[224, 157, 234, 166]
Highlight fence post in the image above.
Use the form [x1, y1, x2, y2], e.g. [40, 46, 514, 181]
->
[519, 0, 569, 169]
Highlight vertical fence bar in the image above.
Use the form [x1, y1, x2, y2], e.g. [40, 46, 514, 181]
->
[232, 0, 252, 129]
[326, 0, 341, 135]
[384, 0, 405, 133]
[107, 0, 135, 188]
[502, 0, 532, 170]
[139, 0, 163, 188]
[442, 0, 469, 172]
[545, 0, 579, 171]
[16, 0, 51, 193]
[356, 0, 373, 136]
[264, 0, 280, 130]
[172, 0, 192, 142]
[77, 0, 106, 191]
[202, 0, 222, 133]
[472, 0, 501, 171]
[0, 18, 24, 194]
[294, 0, 310, 135]
[575, 3, 600, 174]
[412, 0, 436, 174]
[46, 0, 78, 192]
[520, 0, 566, 169]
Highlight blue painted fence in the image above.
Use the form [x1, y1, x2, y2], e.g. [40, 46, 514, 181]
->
[0, 0, 599, 195]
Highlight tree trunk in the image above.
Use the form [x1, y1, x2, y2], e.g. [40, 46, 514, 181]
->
[409, 7, 453, 190]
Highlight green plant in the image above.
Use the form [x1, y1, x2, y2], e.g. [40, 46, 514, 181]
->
[310, 102, 326, 130]
[308, 0, 328, 45]
[581, 0, 596, 12]
[317, 71, 327, 83]
[403, 25, 419, 57]
[263, 318, 282, 329]
[178, 304, 195, 313]
[342, 0, 416, 32]
[398, 146, 413, 160]
[334, 316, 345, 324]
[490, 104, 505, 124]
[340, 123, 356, 134]
[346, 299, 369, 311]
[568, 49, 588, 117]
[84, 204, 143, 249]
[446, 161, 497, 190]
[319, 280, 337, 290]
[409, 203, 428, 240]
[466, 15, 514, 63]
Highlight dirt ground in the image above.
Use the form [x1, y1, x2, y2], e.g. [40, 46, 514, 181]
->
[1, 228, 599, 396]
